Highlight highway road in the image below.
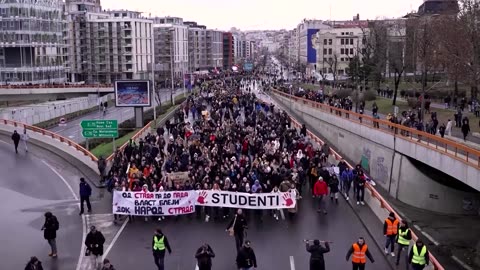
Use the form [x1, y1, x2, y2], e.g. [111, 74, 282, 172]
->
[49, 89, 185, 143]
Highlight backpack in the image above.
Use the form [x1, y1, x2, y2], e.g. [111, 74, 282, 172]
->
[52, 216, 59, 230]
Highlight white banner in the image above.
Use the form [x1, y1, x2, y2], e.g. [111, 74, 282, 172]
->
[113, 191, 198, 216]
[112, 190, 297, 216]
[195, 190, 296, 210]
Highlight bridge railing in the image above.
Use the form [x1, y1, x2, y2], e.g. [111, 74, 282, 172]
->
[287, 114, 445, 270]
[273, 89, 480, 169]
[0, 119, 98, 162]
[0, 84, 113, 89]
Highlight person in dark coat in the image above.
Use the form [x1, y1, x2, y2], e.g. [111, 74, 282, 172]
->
[329, 174, 340, 204]
[101, 259, 116, 270]
[195, 243, 215, 270]
[226, 209, 248, 252]
[11, 130, 20, 153]
[25, 256, 43, 270]
[85, 226, 105, 269]
[97, 156, 106, 182]
[79, 177, 92, 215]
[236, 240, 257, 270]
[41, 212, 59, 257]
[306, 239, 330, 270]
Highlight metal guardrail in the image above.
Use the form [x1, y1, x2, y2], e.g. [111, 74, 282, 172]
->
[287, 115, 445, 270]
[1, 119, 98, 161]
[273, 89, 480, 169]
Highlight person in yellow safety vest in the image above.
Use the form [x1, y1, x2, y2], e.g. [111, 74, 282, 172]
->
[346, 237, 375, 270]
[408, 240, 429, 270]
[152, 229, 172, 270]
[383, 212, 399, 256]
[395, 220, 412, 266]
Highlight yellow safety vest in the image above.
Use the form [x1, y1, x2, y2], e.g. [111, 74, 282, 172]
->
[397, 228, 410, 246]
[412, 245, 427, 265]
[153, 236, 165, 251]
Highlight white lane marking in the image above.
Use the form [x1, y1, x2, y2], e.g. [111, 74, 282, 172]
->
[0, 139, 9, 145]
[102, 218, 128, 261]
[451, 255, 475, 270]
[413, 225, 440, 246]
[195, 264, 199, 270]
[41, 160, 87, 270]
[41, 160, 78, 200]
[280, 209, 285, 220]
[289, 256, 295, 270]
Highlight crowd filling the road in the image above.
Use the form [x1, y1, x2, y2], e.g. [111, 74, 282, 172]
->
[19, 69, 431, 270]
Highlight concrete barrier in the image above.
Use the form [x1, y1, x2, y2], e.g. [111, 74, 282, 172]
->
[0, 119, 100, 186]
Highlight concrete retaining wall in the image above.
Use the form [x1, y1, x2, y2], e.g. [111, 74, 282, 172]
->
[275, 94, 480, 215]
[0, 124, 99, 184]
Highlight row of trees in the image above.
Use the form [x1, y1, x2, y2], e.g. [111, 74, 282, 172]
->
[350, 0, 480, 109]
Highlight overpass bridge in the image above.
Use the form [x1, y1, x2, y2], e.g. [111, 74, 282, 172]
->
[272, 89, 480, 215]
[0, 84, 114, 101]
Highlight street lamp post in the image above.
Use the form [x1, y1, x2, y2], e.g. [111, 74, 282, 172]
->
[170, 28, 175, 105]
[151, 27, 157, 123]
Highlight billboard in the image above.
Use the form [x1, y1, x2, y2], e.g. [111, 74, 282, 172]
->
[307, 29, 319, 64]
[115, 80, 151, 107]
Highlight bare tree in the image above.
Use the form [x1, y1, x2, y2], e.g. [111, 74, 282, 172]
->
[362, 20, 388, 89]
[385, 19, 407, 105]
[326, 54, 339, 87]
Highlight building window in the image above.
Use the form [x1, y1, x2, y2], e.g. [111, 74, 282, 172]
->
[328, 39, 332, 45]
[350, 48, 354, 55]
[328, 48, 332, 55]
[341, 32, 344, 35]
[323, 48, 327, 55]
[323, 39, 327, 45]
[341, 39, 344, 45]
[350, 38, 354, 45]
[340, 58, 344, 61]
[340, 48, 344, 54]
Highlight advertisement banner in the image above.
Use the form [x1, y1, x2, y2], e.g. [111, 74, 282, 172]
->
[115, 80, 151, 107]
[195, 190, 296, 210]
[113, 191, 197, 216]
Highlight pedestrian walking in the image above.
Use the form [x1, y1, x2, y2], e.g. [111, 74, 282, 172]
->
[395, 220, 412, 266]
[101, 259, 116, 270]
[41, 212, 59, 258]
[409, 240, 429, 270]
[85, 226, 105, 269]
[346, 237, 375, 270]
[305, 239, 330, 270]
[11, 130, 20, 153]
[383, 212, 399, 256]
[98, 156, 106, 183]
[25, 256, 43, 270]
[445, 119, 452, 136]
[226, 209, 248, 252]
[152, 228, 172, 270]
[21, 129, 30, 152]
[355, 171, 366, 205]
[195, 243, 215, 270]
[313, 177, 328, 214]
[236, 240, 257, 270]
[329, 174, 340, 204]
[79, 177, 92, 215]
[461, 118, 470, 141]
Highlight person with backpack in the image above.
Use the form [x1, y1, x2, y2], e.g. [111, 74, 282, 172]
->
[25, 256, 43, 270]
[41, 212, 59, 258]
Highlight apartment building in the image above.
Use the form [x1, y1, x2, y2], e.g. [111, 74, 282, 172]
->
[184, 21, 208, 71]
[0, 0, 67, 85]
[296, 19, 330, 75]
[287, 29, 299, 67]
[206, 30, 223, 69]
[223, 32, 234, 70]
[66, 4, 153, 84]
[245, 40, 256, 60]
[313, 26, 367, 77]
[152, 17, 189, 80]
[233, 34, 246, 64]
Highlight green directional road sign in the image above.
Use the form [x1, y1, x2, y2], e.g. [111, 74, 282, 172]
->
[81, 120, 118, 129]
[81, 120, 118, 138]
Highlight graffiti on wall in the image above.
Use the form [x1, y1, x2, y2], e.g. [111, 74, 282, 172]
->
[375, 157, 389, 185]
[360, 147, 389, 185]
[360, 147, 371, 173]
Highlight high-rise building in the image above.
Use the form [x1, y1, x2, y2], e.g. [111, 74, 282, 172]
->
[185, 21, 208, 71]
[206, 30, 223, 69]
[223, 32, 234, 70]
[296, 19, 330, 75]
[0, 0, 67, 85]
[66, 1, 153, 84]
[152, 17, 189, 82]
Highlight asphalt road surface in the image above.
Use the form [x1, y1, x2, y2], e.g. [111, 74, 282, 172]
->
[49, 89, 185, 143]
[106, 194, 391, 270]
[0, 134, 84, 270]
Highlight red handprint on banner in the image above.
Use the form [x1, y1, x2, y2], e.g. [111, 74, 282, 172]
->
[282, 192, 294, 207]
[197, 191, 208, 204]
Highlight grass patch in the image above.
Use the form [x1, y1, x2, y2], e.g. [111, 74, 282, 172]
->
[300, 83, 320, 91]
[90, 129, 138, 158]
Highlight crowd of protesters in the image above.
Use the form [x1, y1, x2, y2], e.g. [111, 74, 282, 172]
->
[103, 74, 374, 224]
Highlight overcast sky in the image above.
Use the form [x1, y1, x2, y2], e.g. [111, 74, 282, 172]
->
[101, 0, 423, 30]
